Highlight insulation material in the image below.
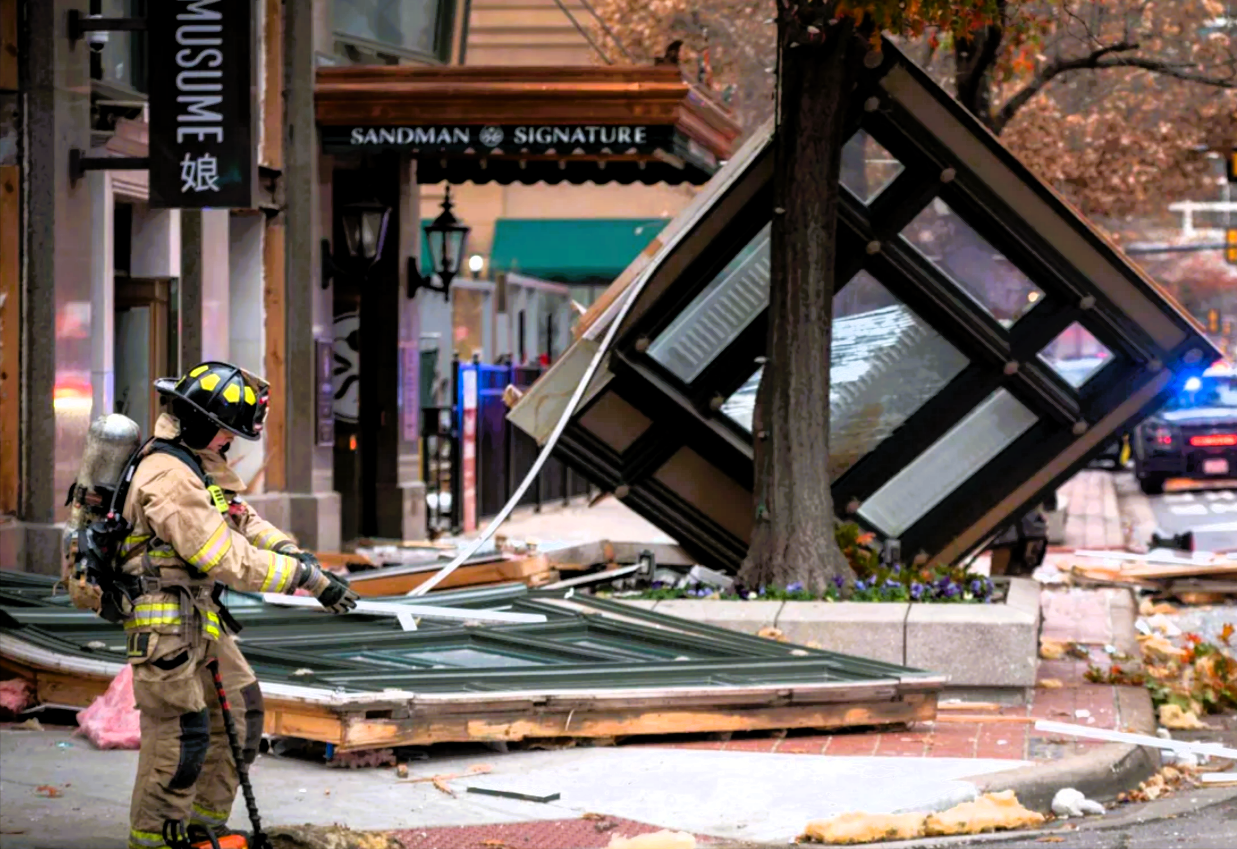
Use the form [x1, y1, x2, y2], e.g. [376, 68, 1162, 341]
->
[923, 791, 1045, 836]
[0, 676, 34, 716]
[606, 831, 696, 849]
[801, 811, 927, 844]
[76, 664, 141, 749]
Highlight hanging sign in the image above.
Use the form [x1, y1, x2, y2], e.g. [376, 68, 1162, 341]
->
[321, 123, 675, 155]
[147, 0, 255, 209]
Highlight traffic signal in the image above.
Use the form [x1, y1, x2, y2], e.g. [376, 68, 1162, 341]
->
[1209, 308, 1220, 333]
[1228, 228, 1237, 266]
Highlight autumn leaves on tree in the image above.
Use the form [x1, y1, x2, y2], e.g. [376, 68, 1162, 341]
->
[581, 1, 1235, 589]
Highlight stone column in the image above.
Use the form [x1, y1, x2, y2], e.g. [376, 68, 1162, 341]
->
[283, 0, 340, 550]
[179, 209, 203, 370]
[5, 0, 94, 574]
[398, 157, 427, 539]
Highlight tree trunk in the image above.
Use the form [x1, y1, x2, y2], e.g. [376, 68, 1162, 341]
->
[736, 11, 867, 593]
[954, 5, 1005, 132]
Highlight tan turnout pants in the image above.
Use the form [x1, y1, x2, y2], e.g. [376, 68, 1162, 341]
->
[127, 632, 263, 849]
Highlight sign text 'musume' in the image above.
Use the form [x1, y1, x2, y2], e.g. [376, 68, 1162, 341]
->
[175, 0, 227, 144]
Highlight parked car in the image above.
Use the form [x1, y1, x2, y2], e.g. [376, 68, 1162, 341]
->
[1132, 362, 1237, 495]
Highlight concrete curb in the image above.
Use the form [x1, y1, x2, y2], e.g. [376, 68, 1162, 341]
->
[965, 588, 1158, 812]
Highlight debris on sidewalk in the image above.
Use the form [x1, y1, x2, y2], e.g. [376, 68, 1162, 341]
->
[75, 664, 140, 750]
[1049, 788, 1104, 817]
[606, 831, 696, 849]
[1066, 549, 1237, 596]
[0, 677, 34, 716]
[799, 791, 1044, 844]
[396, 763, 493, 797]
[801, 812, 926, 844]
[267, 824, 404, 849]
[1116, 765, 1199, 803]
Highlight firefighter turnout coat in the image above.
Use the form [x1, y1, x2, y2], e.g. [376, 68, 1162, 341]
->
[119, 413, 302, 847]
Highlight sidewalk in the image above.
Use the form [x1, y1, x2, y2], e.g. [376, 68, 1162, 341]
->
[1, 589, 1155, 849]
[1056, 470, 1126, 551]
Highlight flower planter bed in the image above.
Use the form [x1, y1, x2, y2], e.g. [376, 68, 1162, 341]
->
[607, 578, 1042, 693]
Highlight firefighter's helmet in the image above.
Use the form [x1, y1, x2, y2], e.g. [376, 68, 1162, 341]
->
[154, 361, 270, 442]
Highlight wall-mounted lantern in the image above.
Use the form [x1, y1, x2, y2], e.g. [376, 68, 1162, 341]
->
[322, 200, 391, 290]
[408, 186, 470, 300]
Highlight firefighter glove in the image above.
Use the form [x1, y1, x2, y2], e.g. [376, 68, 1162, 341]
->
[297, 558, 358, 614]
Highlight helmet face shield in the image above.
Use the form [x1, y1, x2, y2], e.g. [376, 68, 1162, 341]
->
[154, 362, 272, 441]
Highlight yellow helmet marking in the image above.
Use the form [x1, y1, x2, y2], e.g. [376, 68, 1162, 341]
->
[199, 374, 220, 391]
[189, 365, 209, 378]
[222, 383, 242, 403]
[244, 386, 256, 405]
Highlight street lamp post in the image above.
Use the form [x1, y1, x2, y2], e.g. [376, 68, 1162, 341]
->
[409, 186, 471, 300]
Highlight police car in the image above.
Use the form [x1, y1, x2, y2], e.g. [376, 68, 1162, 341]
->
[1132, 361, 1237, 495]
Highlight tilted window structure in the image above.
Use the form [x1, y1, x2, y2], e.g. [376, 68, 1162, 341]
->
[509, 40, 1220, 571]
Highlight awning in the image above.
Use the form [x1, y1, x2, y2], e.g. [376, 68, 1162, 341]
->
[490, 218, 671, 283]
[315, 66, 741, 186]
[508, 39, 1221, 572]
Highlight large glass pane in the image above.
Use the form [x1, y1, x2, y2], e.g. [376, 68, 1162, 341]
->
[647, 223, 771, 382]
[410, 648, 542, 669]
[1039, 322, 1113, 388]
[858, 389, 1039, 537]
[335, 0, 444, 57]
[840, 130, 904, 203]
[902, 199, 1042, 327]
[722, 272, 970, 480]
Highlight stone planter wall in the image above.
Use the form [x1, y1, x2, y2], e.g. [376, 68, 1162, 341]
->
[617, 578, 1042, 691]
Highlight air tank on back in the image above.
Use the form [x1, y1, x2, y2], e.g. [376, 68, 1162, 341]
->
[62, 414, 143, 562]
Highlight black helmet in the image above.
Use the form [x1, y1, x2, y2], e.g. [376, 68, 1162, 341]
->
[154, 361, 270, 442]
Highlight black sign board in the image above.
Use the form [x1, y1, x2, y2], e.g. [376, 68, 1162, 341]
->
[147, 0, 254, 209]
[316, 340, 336, 446]
[321, 124, 676, 155]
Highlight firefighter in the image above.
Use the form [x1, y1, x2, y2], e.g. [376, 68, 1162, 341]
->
[120, 361, 357, 849]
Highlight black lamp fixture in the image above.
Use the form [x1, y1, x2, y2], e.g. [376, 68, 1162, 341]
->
[321, 200, 392, 290]
[409, 185, 470, 300]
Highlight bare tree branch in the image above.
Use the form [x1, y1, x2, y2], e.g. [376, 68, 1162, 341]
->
[992, 41, 1235, 134]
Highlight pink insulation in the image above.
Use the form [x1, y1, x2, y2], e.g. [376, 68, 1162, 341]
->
[0, 677, 35, 716]
[76, 664, 141, 750]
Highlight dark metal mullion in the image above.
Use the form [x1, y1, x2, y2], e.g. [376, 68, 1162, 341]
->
[899, 422, 1079, 560]
[620, 423, 687, 488]
[862, 173, 943, 240]
[685, 318, 767, 410]
[857, 109, 949, 179]
[830, 363, 1004, 505]
[865, 245, 1010, 368]
[607, 354, 754, 486]
[617, 183, 776, 353]
[1002, 361, 1083, 427]
[630, 478, 750, 569]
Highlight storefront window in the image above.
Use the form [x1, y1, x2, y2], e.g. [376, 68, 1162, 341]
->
[92, 0, 147, 94]
[335, 0, 452, 61]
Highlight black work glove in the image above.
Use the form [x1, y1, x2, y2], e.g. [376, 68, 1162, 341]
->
[294, 552, 358, 614]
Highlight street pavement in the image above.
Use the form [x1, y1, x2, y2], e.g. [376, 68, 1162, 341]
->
[1147, 483, 1237, 551]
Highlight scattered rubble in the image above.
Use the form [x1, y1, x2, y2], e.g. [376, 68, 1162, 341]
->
[267, 824, 405, 849]
[799, 791, 1044, 844]
[75, 665, 139, 750]
[1116, 765, 1198, 803]
[0, 676, 34, 716]
[1049, 788, 1104, 818]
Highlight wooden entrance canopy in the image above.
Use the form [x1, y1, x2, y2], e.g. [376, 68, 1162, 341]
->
[314, 65, 742, 186]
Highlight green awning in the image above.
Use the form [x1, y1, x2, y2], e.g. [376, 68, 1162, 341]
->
[489, 218, 671, 283]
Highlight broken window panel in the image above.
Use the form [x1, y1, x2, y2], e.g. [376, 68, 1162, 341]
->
[1039, 322, 1113, 388]
[902, 199, 1043, 327]
[411, 647, 543, 668]
[858, 388, 1039, 537]
[840, 129, 904, 203]
[648, 223, 772, 383]
[722, 272, 969, 480]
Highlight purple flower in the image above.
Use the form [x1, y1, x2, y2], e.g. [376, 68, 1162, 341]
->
[651, 580, 665, 589]
[883, 579, 901, 589]
[910, 582, 925, 600]
[969, 579, 983, 595]
[832, 574, 846, 589]
[854, 579, 868, 592]
[786, 581, 804, 593]
[890, 564, 902, 575]
[943, 583, 960, 598]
